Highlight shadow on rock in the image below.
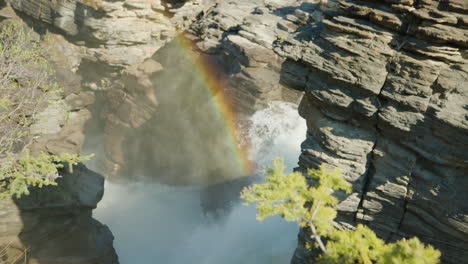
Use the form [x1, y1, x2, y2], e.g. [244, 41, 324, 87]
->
[200, 175, 255, 220]
[0, 163, 118, 264]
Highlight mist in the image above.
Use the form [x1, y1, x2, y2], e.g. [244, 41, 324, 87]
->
[89, 101, 306, 264]
[83, 38, 307, 263]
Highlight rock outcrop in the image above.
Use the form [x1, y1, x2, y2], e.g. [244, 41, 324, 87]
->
[0, 8, 117, 263]
[0, 164, 118, 264]
[8, 0, 182, 68]
[282, 1, 467, 263]
[5, 0, 215, 177]
[189, 0, 304, 114]
[190, 0, 467, 263]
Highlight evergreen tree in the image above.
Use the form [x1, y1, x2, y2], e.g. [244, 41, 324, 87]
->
[241, 159, 441, 264]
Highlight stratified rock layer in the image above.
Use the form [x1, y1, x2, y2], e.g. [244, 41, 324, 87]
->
[190, 0, 304, 114]
[191, 0, 467, 263]
[279, 1, 467, 263]
[6, 0, 215, 177]
[0, 9, 118, 263]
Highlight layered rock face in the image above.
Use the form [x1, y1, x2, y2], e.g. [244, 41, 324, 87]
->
[0, 8, 117, 263]
[275, 1, 467, 263]
[189, 0, 304, 114]
[6, 0, 214, 176]
[191, 0, 467, 262]
[5, 0, 302, 177]
[8, 0, 190, 68]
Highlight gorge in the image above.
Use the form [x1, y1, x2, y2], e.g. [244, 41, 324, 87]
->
[0, 0, 466, 263]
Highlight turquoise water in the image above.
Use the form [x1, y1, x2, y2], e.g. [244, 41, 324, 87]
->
[92, 102, 306, 264]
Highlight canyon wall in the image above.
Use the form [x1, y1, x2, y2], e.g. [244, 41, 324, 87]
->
[189, 0, 467, 263]
[4, 0, 214, 177]
[1, 0, 466, 263]
[284, 2, 467, 263]
[0, 6, 117, 263]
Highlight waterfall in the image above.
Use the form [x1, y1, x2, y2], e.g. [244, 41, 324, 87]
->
[93, 100, 306, 264]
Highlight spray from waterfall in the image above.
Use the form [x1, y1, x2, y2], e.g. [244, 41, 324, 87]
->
[173, 35, 254, 175]
[93, 101, 306, 264]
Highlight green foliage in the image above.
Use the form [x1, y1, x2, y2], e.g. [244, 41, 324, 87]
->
[242, 159, 351, 232]
[0, 98, 11, 110]
[0, 22, 59, 158]
[241, 159, 441, 264]
[82, 0, 103, 9]
[276, 33, 287, 42]
[319, 224, 385, 264]
[0, 22, 92, 200]
[380, 237, 441, 264]
[241, 159, 311, 223]
[0, 151, 93, 199]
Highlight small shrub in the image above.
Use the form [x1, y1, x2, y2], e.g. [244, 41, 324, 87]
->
[0, 22, 91, 200]
[276, 33, 287, 42]
[82, 0, 103, 9]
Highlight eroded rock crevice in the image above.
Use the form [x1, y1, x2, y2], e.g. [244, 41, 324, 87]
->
[275, 1, 468, 263]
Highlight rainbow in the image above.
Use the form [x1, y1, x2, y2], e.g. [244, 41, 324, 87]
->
[173, 34, 254, 176]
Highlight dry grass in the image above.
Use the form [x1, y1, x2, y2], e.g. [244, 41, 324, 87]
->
[0, 242, 27, 264]
[0, 22, 56, 165]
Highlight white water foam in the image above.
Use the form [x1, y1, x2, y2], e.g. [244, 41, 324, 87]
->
[246, 101, 307, 170]
[93, 101, 307, 264]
